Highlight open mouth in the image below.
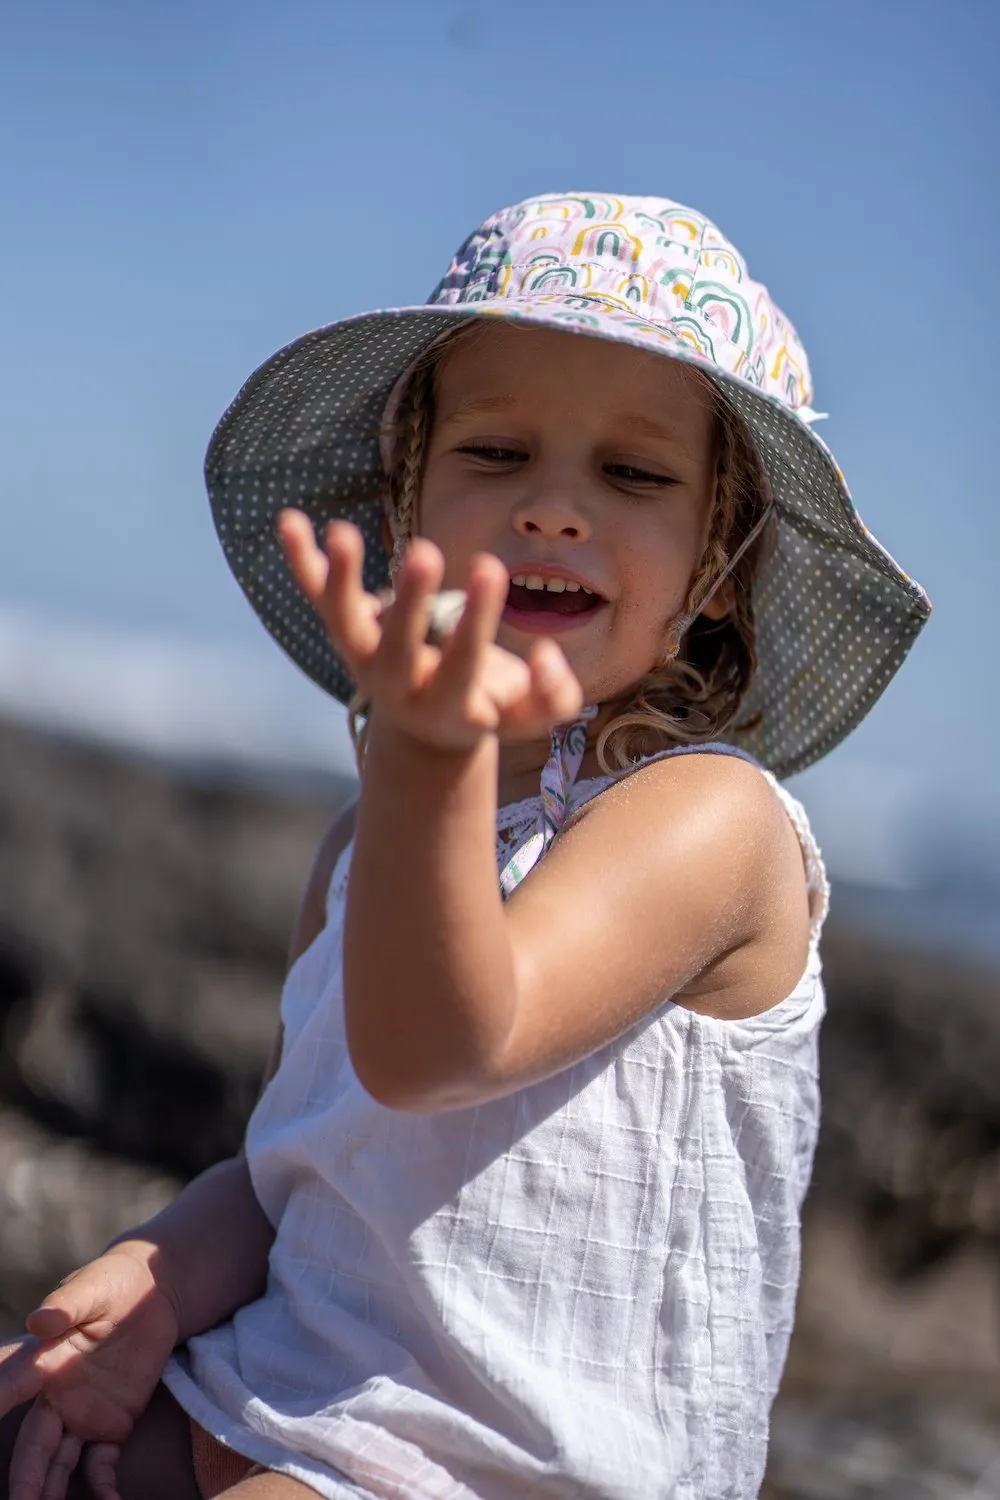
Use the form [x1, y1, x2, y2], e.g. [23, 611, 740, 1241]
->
[503, 572, 606, 630]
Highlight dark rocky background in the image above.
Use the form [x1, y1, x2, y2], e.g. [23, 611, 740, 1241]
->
[1, 714, 998, 1498]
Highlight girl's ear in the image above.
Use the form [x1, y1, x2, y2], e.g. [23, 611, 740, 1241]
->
[699, 578, 735, 621]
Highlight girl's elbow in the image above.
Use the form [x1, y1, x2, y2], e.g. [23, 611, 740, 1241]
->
[352, 1054, 490, 1114]
[343, 968, 521, 1112]
[346, 1020, 501, 1115]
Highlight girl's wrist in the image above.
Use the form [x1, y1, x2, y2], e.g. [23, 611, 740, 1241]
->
[103, 1233, 185, 1329]
[364, 714, 498, 793]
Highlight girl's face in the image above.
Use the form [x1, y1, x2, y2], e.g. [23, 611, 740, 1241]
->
[418, 323, 723, 706]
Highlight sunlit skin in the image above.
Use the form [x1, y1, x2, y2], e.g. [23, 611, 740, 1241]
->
[269, 325, 806, 1087]
[418, 325, 730, 798]
[422, 327, 722, 688]
[0, 326, 810, 1500]
[277, 324, 731, 804]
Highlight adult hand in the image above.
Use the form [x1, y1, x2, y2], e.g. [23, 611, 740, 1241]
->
[0, 1244, 180, 1500]
[277, 513, 583, 750]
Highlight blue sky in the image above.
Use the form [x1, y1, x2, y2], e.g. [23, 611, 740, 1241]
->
[1, 0, 998, 862]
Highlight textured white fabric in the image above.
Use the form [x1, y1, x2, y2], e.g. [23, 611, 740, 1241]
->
[164, 757, 827, 1499]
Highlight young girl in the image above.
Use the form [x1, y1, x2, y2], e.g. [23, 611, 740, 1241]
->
[0, 193, 929, 1500]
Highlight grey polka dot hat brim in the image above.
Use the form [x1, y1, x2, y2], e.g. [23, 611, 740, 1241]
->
[207, 195, 930, 780]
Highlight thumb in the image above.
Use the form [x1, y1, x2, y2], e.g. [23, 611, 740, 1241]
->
[25, 1272, 104, 1342]
[24, 1305, 76, 1341]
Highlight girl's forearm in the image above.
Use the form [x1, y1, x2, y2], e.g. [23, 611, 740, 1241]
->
[109, 1155, 274, 1343]
[345, 721, 516, 1110]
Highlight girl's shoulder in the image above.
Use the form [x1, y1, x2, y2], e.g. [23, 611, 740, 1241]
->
[461, 745, 820, 1096]
[530, 743, 826, 1024]
[569, 744, 828, 940]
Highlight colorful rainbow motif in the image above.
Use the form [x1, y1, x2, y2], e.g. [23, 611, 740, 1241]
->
[499, 709, 598, 898]
[202, 188, 933, 790]
[429, 192, 815, 412]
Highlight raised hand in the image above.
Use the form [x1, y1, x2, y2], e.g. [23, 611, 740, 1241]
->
[277, 513, 584, 750]
[0, 1244, 180, 1500]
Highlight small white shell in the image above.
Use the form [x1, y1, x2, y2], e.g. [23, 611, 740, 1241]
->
[377, 588, 468, 646]
[425, 589, 468, 646]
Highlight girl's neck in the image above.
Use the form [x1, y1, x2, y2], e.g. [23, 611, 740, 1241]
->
[496, 706, 614, 808]
[496, 738, 553, 807]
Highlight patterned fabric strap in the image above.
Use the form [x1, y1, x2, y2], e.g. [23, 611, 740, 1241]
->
[499, 707, 598, 898]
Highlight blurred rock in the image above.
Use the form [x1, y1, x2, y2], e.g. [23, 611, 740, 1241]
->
[0, 716, 353, 1177]
[763, 1387, 1000, 1500]
[816, 925, 1000, 1278]
[0, 1106, 179, 1321]
[1, 712, 999, 1489]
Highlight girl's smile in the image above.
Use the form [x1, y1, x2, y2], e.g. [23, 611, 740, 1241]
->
[503, 562, 609, 633]
[419, 323, 727, 707]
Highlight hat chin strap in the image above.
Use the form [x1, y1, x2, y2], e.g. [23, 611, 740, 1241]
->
[662, 501, 775, 662]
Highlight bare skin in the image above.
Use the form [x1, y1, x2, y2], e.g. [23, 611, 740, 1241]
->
[278, 327, 810, 1110]
[419, 324, 734, 803]
[0, 324, 810, 1494]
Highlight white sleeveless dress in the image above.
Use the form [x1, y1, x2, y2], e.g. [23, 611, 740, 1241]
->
[164, 749, 828, 1500]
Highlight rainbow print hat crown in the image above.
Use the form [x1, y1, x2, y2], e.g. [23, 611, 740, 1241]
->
[205, 191, 930, 778]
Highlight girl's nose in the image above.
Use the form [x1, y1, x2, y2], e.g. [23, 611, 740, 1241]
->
[511, 488, 592, 542]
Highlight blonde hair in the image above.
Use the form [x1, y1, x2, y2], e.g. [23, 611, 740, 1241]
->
[596, 397, 773, 770]
[352, 330, 774, 772]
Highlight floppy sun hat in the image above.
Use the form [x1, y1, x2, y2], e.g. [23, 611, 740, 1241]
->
[207, 191, 930, 779]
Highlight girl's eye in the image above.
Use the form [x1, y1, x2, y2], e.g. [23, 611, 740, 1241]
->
[605, 463, 677, 488]
[457, 444, 527, 465]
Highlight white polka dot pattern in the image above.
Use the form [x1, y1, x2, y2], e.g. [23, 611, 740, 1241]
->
[205, 194, 931, 780]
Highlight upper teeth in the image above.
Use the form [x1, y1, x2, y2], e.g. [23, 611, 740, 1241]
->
[511, 573, 592, 594]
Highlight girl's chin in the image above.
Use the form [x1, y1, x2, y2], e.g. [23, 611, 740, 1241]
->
[496, 629, 637, 713]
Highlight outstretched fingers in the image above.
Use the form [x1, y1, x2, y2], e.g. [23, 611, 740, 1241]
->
[276, 512, 381, 669]
[274, 509, 332, 603]
[376, 539, 444, 689]
[528, 639, 585, 725]
[277, 517, 582, 744]
[425, 553, 510, 715]
[446, 554, 508, 661]
[421, 554, 582, 735]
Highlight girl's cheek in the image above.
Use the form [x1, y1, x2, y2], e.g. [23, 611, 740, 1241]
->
[419, 507, 484, 584]
[424, 486, 503, 555]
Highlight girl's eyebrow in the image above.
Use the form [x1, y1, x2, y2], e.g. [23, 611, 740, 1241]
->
[437, 394, 520, 426]
[437, 398, 693, 454]
[615, 412, 687, 446]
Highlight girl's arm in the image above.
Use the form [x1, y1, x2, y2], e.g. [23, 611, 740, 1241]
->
[349, 727, 809, 1112]
[276, 516, 809, 1117]
[104, 1157, 271, 1343]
